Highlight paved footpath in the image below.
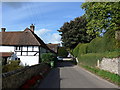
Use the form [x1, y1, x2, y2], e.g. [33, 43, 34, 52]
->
[38, 61, 118, 88]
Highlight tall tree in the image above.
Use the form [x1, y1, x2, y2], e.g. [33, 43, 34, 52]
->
[58, 16, 94, 49]
[81, 2, 120, 36]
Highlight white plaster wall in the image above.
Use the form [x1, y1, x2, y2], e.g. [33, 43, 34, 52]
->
[0, 46, 14, 52]
[18, 56, 39, 66]
[0, 46, 40, 66]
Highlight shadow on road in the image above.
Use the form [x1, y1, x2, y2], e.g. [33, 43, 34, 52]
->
[38, 61, 75, 88]
[38, 67, 60, 88]
[57, 60, 75, 67]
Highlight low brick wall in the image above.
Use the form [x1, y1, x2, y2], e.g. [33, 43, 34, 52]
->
[98, 57, 120, 75]
[2, 63, 50, 88]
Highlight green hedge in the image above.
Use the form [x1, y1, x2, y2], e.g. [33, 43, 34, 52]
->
[78, 53, 103, 67]
[77, 51, 120, 67]
[41, 53, 55, 63]
[72, 30, 120, 67]
[73, 30, 120, 56]
[73, 44, 81, 57]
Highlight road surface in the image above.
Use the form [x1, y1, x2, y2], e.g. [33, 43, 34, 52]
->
[38, 61, 118, 88]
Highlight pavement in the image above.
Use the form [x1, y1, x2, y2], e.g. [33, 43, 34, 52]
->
[38, 61, 118, 89]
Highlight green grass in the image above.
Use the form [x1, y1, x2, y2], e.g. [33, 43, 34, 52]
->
[80, 64, 120, 86]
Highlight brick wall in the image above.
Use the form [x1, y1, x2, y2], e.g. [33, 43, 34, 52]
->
[115, 31, 120, 41]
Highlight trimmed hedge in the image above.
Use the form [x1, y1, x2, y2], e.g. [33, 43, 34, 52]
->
[78, 53, 103, 67]
[77, 52, 120, 67]
[72, 30, 120, 67]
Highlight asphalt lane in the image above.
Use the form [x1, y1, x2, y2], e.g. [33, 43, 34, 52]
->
[38, 61, 118, 88]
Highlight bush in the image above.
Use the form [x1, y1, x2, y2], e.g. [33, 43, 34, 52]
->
[73, 44, 81, 57]
[58, 47, 68, 57]
[75, 30, 119, 55]
[79, 43, 88, 55]
[2, 60, 24, 73]
[41, 53, 56, 63]
[87, 37, 103, 53]
[88, 30, 118, 53]
[78, 53, 103, 67]
[72, 30, 120, 67]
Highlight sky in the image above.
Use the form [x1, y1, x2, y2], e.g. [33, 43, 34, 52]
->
[1, 2, 85, 44]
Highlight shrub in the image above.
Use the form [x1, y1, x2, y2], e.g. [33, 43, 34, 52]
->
[72, 29, 120, 64]
[2, 60, 24, 73]
[73, 44, 81, 57]
[88, 30, 118, 53]
[41, 53, 55, 63]
[87, 37, 103, 53]
[78, 53, 103, 67]
[58, 47, 68, 57]
[79, 43, 88, 55]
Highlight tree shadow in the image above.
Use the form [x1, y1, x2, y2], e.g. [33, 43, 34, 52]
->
[38, 67, 60, 89]
[57, 60, 75, 67]
[38, 61, 75, 89]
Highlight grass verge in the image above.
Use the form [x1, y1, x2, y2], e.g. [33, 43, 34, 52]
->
[79, 64, 120, 86]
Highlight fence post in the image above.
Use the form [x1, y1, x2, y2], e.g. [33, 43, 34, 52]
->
[97, 60, 100, 67]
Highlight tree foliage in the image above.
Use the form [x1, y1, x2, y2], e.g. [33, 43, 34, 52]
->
[81, 2, 120, 36]
[41, 53, 55, 63]
[58, 47, 68, 57]
[58, 16, 94, 49]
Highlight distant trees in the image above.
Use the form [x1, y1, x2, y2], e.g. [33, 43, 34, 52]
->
[58, 16, 94, 49]
[58, 2, 120, 50]
[58, 47, 68, 57]
[81, 2, 120, 36]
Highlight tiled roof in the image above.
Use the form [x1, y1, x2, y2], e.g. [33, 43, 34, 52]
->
[0, 52, 13, 57]
[0, 28, 45, 46]
[47, 44, 59, 53]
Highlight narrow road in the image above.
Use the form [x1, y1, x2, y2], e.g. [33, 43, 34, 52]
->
[38, 61, 118, 88]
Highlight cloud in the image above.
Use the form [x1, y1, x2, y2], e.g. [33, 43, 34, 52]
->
[35, 29, 61, 44]
[35, 28, 51, 36]
[50, 33, 61, 43]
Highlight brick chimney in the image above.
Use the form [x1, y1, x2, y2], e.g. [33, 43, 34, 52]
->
[1, 28, 6, 32]
[30, 24, 35, 32]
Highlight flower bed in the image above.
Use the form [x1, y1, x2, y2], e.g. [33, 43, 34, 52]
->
[21, 74, 43, 88]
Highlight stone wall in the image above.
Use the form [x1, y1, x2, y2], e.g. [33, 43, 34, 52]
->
[98, 57, 120, 75]
[115, 31, 120, 41]
[2, 63, 50, 88]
